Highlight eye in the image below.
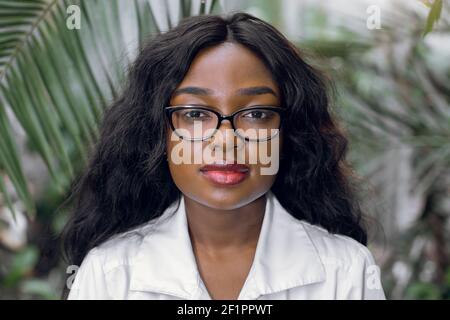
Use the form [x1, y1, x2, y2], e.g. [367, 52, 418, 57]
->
[241, 109, 274, 120]
[182, 109, 212, 120]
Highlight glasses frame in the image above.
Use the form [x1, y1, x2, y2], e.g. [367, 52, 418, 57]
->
[165, 104, 284, 142]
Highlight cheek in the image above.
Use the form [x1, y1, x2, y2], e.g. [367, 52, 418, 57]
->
[166, 139, 202, 191]
[247, 135, 282, 177]
[168, 163, 200, 193]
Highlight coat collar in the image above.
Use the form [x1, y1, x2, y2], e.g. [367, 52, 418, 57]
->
[129, 191, 326, 299]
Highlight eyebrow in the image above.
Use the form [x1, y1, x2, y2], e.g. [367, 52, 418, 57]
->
[172, 86, 278, 98]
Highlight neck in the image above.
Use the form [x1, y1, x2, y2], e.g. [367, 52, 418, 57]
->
[184, 194, 267, 256]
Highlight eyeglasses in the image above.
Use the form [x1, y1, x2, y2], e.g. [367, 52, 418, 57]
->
[165, 105, 283, 142]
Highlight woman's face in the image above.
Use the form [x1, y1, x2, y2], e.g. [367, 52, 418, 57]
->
[166, 42, 282, 210]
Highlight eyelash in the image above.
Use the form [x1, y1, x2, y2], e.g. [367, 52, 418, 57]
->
[177, 104, 278, 111]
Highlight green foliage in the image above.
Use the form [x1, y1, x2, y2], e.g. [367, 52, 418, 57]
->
[406, 282, 442, 299]
[0, 0, 221, 219]
[2, 246, 39, 288]
[406, 267, 450, 299]
[423, 0, 443, 37]
[20, 278, 59, 300]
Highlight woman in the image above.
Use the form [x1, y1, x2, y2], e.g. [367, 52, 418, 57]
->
[62, 12, 386, 300]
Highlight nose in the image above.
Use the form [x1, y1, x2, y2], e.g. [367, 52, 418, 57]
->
[207, 119, 243, 155]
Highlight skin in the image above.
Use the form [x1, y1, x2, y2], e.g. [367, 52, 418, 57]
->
[166, 42, 283, 300]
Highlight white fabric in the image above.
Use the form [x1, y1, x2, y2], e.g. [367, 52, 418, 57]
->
[68, 191, 386, 300]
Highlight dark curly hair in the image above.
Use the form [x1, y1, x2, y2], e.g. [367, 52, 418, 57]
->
[61, 11, 368, 291]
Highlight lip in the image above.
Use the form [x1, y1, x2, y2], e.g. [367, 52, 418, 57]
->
[199, 163, 250, 186]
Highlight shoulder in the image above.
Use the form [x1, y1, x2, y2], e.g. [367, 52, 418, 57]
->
[68, 222, 159, 299]
[296, 220, 386, 299]
[80, 220, 159, 273]
[298, 219, 377, 270]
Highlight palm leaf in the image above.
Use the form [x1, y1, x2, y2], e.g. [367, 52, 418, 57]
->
[423, 0, 443, 37]
[0, 0, 221, 219]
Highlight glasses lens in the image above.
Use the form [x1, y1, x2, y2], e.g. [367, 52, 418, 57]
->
[171, 108, 218, 140]
[234, 108, 281, 141]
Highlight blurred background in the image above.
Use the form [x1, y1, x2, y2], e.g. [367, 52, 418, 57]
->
[0, 0, 449, 299]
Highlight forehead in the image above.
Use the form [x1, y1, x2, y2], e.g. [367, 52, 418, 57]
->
[176, 42, 279, 95]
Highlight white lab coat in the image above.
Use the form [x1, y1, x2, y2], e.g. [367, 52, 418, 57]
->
[67, 190, 386, 300]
